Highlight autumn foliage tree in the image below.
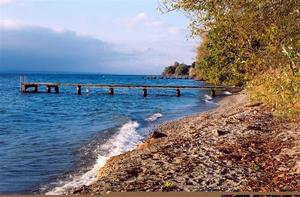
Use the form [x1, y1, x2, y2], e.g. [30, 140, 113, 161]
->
[161, 0, 300, 117]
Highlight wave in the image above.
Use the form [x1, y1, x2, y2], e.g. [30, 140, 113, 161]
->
[204, 94, 213, 101]
[46, 121, 141, 195]
[203, 94, 218, 105]
[223, 91, 232, 95]
[145, 113, 163, 122]
[204, 99, 218, 105]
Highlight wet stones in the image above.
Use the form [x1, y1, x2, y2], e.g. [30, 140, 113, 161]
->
[71, 185, 90, 194]
[215, 129, 230, 136]
[150, 131, 168, 139]
[247, 124, 263, 131]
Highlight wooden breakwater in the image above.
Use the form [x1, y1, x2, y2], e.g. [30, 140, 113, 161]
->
[20, 82, 240, 97]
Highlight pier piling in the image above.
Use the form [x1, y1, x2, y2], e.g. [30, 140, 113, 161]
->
[211, 89, 216, 97]
[176, 88, 181, 97]
[109, 87, 114, 95]
[54, 85, 59, 94]
[143, 88, 148, 97]
[46, 85, 51, 93]
[33, 85, 38, 93]
[77, 85, 82, 95]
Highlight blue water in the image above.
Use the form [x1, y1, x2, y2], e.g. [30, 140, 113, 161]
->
[0, 74, 217, 194]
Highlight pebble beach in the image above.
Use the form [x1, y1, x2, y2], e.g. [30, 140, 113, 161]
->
[72, 91, 300, 194]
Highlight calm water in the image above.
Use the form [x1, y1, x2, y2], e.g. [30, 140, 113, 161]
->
[0, 74, 218, 194]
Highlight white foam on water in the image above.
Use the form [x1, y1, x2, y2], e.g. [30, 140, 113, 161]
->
[223, 91, 232, 95]
[145, 113, 163, 122]
[203, 94, 218, 105]
[204, 99, 218, 105]
[46, 121, 141, 195]
[204, 94, 213, 101]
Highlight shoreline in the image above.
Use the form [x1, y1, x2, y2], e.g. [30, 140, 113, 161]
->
[71, 91, 300, 194]
[45, 99, 217, 194]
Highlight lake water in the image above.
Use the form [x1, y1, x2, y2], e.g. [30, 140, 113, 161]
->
[0, 74, 218, 194]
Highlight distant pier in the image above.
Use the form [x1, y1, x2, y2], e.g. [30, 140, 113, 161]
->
[146, 75, 192, 80]
[20, 82, 241, 97]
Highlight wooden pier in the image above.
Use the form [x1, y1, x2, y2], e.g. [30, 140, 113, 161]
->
[21, 82, 240, 97]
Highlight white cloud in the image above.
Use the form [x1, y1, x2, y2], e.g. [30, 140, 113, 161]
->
[0, 16, 199, 74]
[0, 24, 135, 73]
[167, 26, 180, 34]
[0, 19, 68, 34]
[124, 12, 147, 27]
[0, 19, 21, 29]
[0, 0, 13, 5]
[121, 12, 182, 37]
[1, 22, 189, 74]
[124, 12, 165, 28]
[108, 12, 199, 69]
[52, 27, 65, 33]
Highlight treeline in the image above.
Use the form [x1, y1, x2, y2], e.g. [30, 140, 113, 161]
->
[162, 62, 196, 77]
[162, 0, 300, 118]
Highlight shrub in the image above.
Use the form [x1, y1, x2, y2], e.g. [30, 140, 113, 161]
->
[248, 68, 300, 118]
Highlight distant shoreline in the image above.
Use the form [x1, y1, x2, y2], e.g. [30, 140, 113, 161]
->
[0, 72, 161, 76]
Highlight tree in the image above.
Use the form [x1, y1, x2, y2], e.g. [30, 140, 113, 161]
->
[175, 64, 189, 76]
[161, 0, 300, 117]
[162, 66, 176, 76]
[173, 61, 180, 67]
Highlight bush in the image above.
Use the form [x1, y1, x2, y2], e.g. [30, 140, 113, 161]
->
[248, 68, 300, 118]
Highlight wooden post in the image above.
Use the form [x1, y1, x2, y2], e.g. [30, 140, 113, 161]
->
[46, 85, 51, 93]
[33, 85, 38, 93]
[176, 88, 181, 97]
[23, 84, 28, 93]
[109, 87, 114, 95]
[20, 77, 23, 91]
[143, 88, 147, 97]
[77, 85, 82, 95]
[211, 89, 216, 97]
[54, 85, 59, 94]
[21, 84, 25, 92]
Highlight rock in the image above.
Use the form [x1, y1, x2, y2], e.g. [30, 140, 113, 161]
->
[247, 125, 262, 131]
[173, 158, 182, 164]
[72, 185, 88, 194]
[150, 131, 168, 139]
[249, 147, 260, 154]
[291, 161, 300, 174]
[152, 153, 160, 160]
[216, 129, 230, 136]
[278, 167, 289, 172]
[245, 102, 263, 107]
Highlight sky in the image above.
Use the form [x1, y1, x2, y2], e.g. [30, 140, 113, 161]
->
[0, 0, 199, 74]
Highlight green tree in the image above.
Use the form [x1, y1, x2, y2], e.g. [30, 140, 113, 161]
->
[162, 66, 176, 76]
[175, 64, 190, 76]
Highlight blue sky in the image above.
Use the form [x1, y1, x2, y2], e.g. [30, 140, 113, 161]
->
[0, 0, 199, 74]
